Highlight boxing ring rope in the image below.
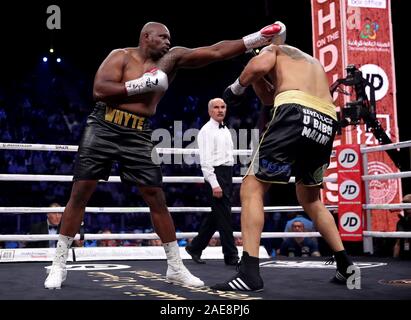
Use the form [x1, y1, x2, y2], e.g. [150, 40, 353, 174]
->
[2, 171, 411, 182]
[0, 232, 323, 242]
[0, 142, 252, 156]
[0, 174, 336, 184]
[0, 205, 339, 214]
[360, 140, 411, 254]
[3, 140, 411, 154]
[360, 140, 411, 153]
[1, 141, 411, 251]
[1, 231, 410, 242]
[0, 174, 247, 184]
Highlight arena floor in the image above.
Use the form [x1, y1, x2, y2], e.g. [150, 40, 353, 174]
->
[0, 257, 410, 300]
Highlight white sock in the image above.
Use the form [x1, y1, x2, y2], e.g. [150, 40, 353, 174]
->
[52, 234, 74, 267]
[163, 240, 182, 264]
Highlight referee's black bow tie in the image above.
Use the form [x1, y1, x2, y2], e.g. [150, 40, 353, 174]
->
[219, 123, 226, 129]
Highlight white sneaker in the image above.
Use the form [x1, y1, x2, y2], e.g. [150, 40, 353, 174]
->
[166, 262, 204, 287]
[44, 265, 67, 290]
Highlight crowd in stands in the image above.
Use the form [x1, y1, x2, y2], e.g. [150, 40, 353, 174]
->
[0, 59, 262, 249]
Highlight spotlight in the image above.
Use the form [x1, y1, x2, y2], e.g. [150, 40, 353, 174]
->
[49, 48, 54, 53]
[56, 58, 61, 63]
[43, 57, 48, 62]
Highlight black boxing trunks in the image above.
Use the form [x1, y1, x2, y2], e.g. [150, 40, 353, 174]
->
[247, 90, 337, 186]
[73, 102, 163, 187]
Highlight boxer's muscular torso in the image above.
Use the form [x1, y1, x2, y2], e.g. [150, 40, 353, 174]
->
[95, 47, 182, 117]
[267, 45, 333, 104]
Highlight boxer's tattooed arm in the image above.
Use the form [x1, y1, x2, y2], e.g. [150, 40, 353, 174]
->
[278, 45, 317, 64]
[157, 50, 179, 83]
[166, 40, 245, 69]
[157, 46, 203, 82]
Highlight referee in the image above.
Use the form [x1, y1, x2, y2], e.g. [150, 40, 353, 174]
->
[186, 98, 239, 265]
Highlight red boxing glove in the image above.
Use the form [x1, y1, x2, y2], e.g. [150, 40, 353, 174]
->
[243, 21, 286, 50]
[260, 24, 282, 37]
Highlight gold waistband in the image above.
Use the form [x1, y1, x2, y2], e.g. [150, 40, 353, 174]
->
[274, 90, 337, 120]
[104, 106, 147, 130]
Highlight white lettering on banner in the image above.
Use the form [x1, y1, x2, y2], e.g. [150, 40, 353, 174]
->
[325, 173, 338, 202]
[348, 0, 386, 9]
[318, 2, 336, 35]
[316, 31, 340, 49]
[319, 44, 338, 72]
[313, 1, 345, 207]
[348, 46, 390, 53]
[356, 114, 391, 145]
[317, 38, 326, 48]
[359, 64, 389, 101]
[348, 40, 391, 49]
[368, 161, 398, 204]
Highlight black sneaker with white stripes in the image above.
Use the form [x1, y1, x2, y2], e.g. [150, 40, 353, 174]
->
[325, 251, 354, 285]
[211, 251, 263, 292]
[211, 271, 264, 292]
[331, 270, 350, 284]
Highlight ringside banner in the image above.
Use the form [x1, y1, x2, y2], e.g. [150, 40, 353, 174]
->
[311, 0, 400, 231]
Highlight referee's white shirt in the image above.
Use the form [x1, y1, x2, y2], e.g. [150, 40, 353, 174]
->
[197, 118, 234, 189]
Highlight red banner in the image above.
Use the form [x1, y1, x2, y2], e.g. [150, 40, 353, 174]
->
[337, 145, 363, 241]
[312, 0, 400, 231]
[311, 0, 346, 206]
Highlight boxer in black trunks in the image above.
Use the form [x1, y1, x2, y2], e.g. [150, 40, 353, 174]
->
[213, 43, 354, 291]
[45, 21, 286, 289]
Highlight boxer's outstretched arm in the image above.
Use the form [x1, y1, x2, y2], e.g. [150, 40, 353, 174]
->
[172, 22, 285, 68]
[93, 49, 128, 101]
[170, 40, 246, 69]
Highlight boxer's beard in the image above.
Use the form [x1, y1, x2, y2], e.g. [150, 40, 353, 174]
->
[150, 49, 165, 61]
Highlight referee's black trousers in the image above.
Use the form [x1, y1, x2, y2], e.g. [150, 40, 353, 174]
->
[189, 166, 238, 258]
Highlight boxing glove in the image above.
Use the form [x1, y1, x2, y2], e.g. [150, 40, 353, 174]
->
[223, 78, 247, 107]
[272, 21, 286, 45]
[125, 67, 168, 96]
[243, 21, 286, 50]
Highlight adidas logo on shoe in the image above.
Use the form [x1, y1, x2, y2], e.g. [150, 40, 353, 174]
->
[211, 272, 263, 292]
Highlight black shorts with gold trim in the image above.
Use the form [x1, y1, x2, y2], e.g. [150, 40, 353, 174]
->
[247, 90, 337, 187]
[73, 102, 163, 187]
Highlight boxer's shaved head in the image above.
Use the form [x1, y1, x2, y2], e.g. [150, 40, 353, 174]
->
[139, 22, 170, 44]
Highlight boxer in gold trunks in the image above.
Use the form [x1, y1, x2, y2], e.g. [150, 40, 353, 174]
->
[214, 43, 354, 291]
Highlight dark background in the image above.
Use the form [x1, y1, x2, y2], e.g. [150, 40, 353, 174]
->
[0, 1, 407, 129]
